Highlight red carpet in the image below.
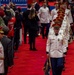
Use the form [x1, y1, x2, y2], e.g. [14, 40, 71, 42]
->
[63, 41, 74, 75]
[8, 36, 74, 75]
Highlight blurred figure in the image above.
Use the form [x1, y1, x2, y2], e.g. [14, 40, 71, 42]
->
[9, 2, 17, 12]
[28, 9, 39, 50]
[14, 10, 22, 51]
[0, 26, 13, 75]
[46, 26, 66, 75]
[32, 0, 40, 12]
[51, 1, 60, 20]
[70, 0, 74, 38]
[0, 6, 5, 18]
[3, 5, 12, 26]
[0, 31, 4, 75]
[6, 5, 15, 17]
[23, 4, 31, 44]
[70, 0, 74, 22]
[38, 1, 51, 39]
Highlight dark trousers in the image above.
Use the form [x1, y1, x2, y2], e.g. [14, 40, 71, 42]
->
[9, 37, 14, 63]
[29, 30, 36, 49]
[24, 23, 29, 43]
[71, 24, 74, 36]
[41, 23, 50, 38]
[0, 73, 4, 75]
[50, 58, 64, 75]
[14, 28, 20, 50]
[4, 66, 8, 75]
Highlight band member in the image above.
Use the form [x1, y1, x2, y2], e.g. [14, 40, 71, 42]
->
[46, 25, 66, 75]
[51, 1, 60, 20]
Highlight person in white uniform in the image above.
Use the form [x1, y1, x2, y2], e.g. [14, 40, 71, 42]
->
[38, 1, 51, 38]
[46, 25, 66, 75]
[51, 1, 59, 20]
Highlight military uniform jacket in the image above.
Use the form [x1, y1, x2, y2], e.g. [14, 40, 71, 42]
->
[51, 8, 59, 20]
[46, 34, 66, 58]
[0, 42, 4, 73]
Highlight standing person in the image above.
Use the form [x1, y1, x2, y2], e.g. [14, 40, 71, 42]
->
[51, 1, 59, 20]
[0, 27, 13, 75]
[28, 9, 39, 50]
[4, 5, 13, 26]
[23, 4, 31, 44]
[14, 10, 22, 51]
[0, 33, 4, 75]
[63, 2, 73, 43]
[70, 0, 74, 22]
[38, 1, 51, 39]
[32, 0, 40, 12]
[46, 26, 66, 75]
[70, 0, 74, 37]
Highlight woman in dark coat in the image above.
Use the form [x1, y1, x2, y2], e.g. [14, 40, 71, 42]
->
[28, 9, 39, 50]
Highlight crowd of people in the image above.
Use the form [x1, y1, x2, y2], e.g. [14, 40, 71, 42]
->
[0, 0, 74, 75]
[0, 1, 24, 75]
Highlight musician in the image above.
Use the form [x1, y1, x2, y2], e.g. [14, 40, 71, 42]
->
[46, 25, 66, 75]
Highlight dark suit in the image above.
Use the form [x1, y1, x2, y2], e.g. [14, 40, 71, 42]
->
[34, 3, 40, 11]
[1, 36, 13, 75]
[14, 12, 22, 50]
[23, 9, 30, 43]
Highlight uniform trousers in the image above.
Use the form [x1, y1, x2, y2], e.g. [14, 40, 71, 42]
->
[50, 57, 64, 75]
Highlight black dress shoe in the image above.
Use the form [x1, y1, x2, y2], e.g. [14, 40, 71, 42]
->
[42, 37, 45, 39]
[24, 41, 26, 44]
[33, 48, 37, 51]
[30, 48, 33, 50]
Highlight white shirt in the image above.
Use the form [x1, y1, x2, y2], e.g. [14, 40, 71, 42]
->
[65, 9, 73, 24]
[46, 34, 66, 58]
[38, 6, 51, 23]
[51, 8, 59, 20]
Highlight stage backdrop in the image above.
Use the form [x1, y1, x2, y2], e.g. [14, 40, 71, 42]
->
[0, 0, 27, 11]
[0, 0, 55, 11]
[0, 0, 9, 4]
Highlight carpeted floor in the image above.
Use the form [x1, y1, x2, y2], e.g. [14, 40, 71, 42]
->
[7, 35, 74, 75]
[62, 41, 74, 75]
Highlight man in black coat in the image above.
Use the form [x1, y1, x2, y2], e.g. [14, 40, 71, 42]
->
[32, 0, 40, 12]
[23, 4, 31, 44]
[14, 9, 23, 50]
[0, 27, 13, 75]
